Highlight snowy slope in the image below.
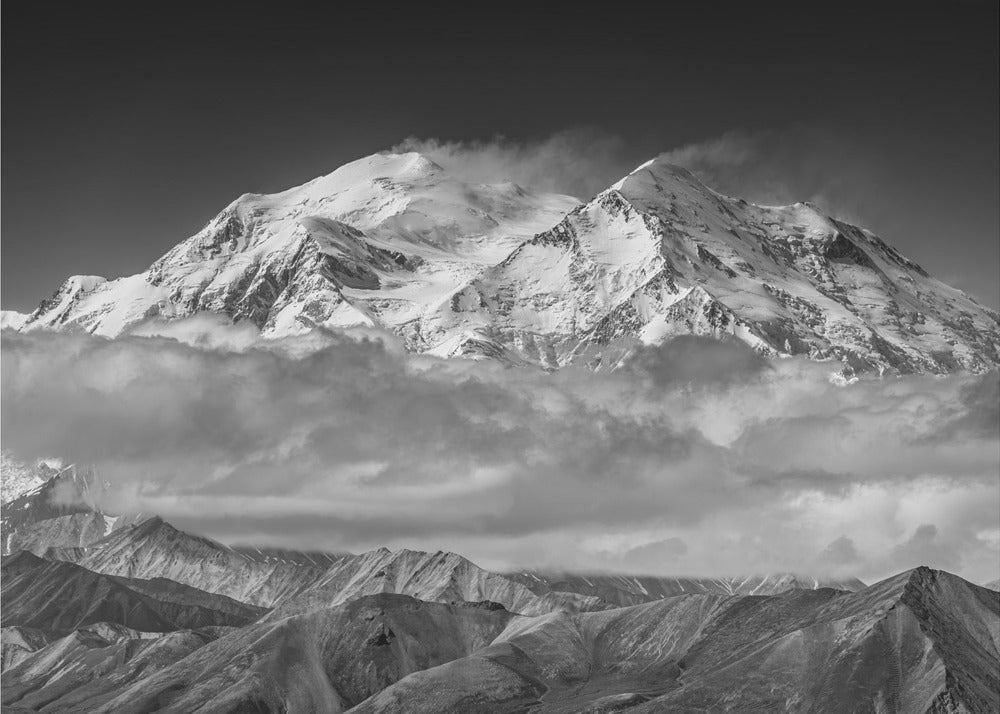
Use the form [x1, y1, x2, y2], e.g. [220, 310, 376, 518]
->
[13, 152, 1000, 373]
[0, 452, 58, 506]
[17, 152, 577, 343]
[0, 311, 29, 331]
[427, 160, 1000, 372]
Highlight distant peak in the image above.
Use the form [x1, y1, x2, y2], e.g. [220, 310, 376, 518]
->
[129, 515, 167, 536]
[877, 565, 970, 605]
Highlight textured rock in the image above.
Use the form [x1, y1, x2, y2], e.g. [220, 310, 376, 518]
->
[0, 464, 136, 556]
[1, 552, 264, 634]
[356, 568, 1000, 713]
[49, 517, 336, 608]
[1, 561, 995, 713]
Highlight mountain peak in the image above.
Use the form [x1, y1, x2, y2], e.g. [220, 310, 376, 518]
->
[387, 151, 444, 175]
[610, 157, 706, 196]
[605, 157, 747, 226]
[628, 155, 701, 180]
[313, 151, 444, 186]
[8, 150, 999, 373]
[360, 150, 443, 177]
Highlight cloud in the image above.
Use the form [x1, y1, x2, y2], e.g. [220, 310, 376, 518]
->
[619, 537, 689, 573]
[625, 335, 771, 390]
[393, 126, 892, 231]
[2, 324, 998, 584]
[890, 524, 961, 572]
[392, 128, 636, 200]
[816, 536, 861, 572]
[657, 126, 890, 226]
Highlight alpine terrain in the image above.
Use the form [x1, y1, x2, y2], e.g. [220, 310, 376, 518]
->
[1, 458, 998, 712]
[5, 152, 999, 374]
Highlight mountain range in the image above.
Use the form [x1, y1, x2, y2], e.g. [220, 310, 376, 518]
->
[0, 476, 863, 613]
[4, 152, 999, 374]
[2, 459, 999, 712]
[3, 541, 997, 711]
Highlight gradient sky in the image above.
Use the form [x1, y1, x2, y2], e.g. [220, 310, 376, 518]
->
[2, 2, 998, 311]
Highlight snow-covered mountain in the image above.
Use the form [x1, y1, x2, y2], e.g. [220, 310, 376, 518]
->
[0, 451, 51, 505]
[12, 153, 577, 342]
[11, 152, 1000, 373]
[0, 311, 28, 331]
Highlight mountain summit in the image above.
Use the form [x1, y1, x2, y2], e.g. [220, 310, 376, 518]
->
[11, 152, 1000, 373]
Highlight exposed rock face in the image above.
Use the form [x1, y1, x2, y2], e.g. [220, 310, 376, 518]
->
[1, 517, 996, 714]
[264, 548, 605, 619]
[0, 624, 228, 710]
[1, 551, 264, 634]
[0, 463, 141, 556]
[254, 547, 865, 621]
[47, 517, 337, 608]
[18, 503, 869, 620]
[10, 153, 998, 374]
[352, 568, 1000, 714]
[0, 626, 53, 672]
[6, 566, 987, 714]
[0, 594, 515, 713]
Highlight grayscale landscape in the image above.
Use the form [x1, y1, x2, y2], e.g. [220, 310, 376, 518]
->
[2, 4, 998, 712]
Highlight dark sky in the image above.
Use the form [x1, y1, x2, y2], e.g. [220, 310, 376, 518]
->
[3, 2, 998, 311]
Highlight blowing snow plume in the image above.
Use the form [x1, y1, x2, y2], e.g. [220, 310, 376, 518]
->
[392, 128, 637, 200]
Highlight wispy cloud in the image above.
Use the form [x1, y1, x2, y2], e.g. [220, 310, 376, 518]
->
[393, 128, 635, 200]
[389, 125, 997, 310]
[657, 125, 889, 226]
[392, 125, 889, 228]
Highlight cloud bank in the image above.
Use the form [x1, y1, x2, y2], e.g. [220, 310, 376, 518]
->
[3, 322, 997, 584]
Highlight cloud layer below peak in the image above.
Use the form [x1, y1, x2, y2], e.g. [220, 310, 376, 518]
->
[2, 320, 997, 584]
